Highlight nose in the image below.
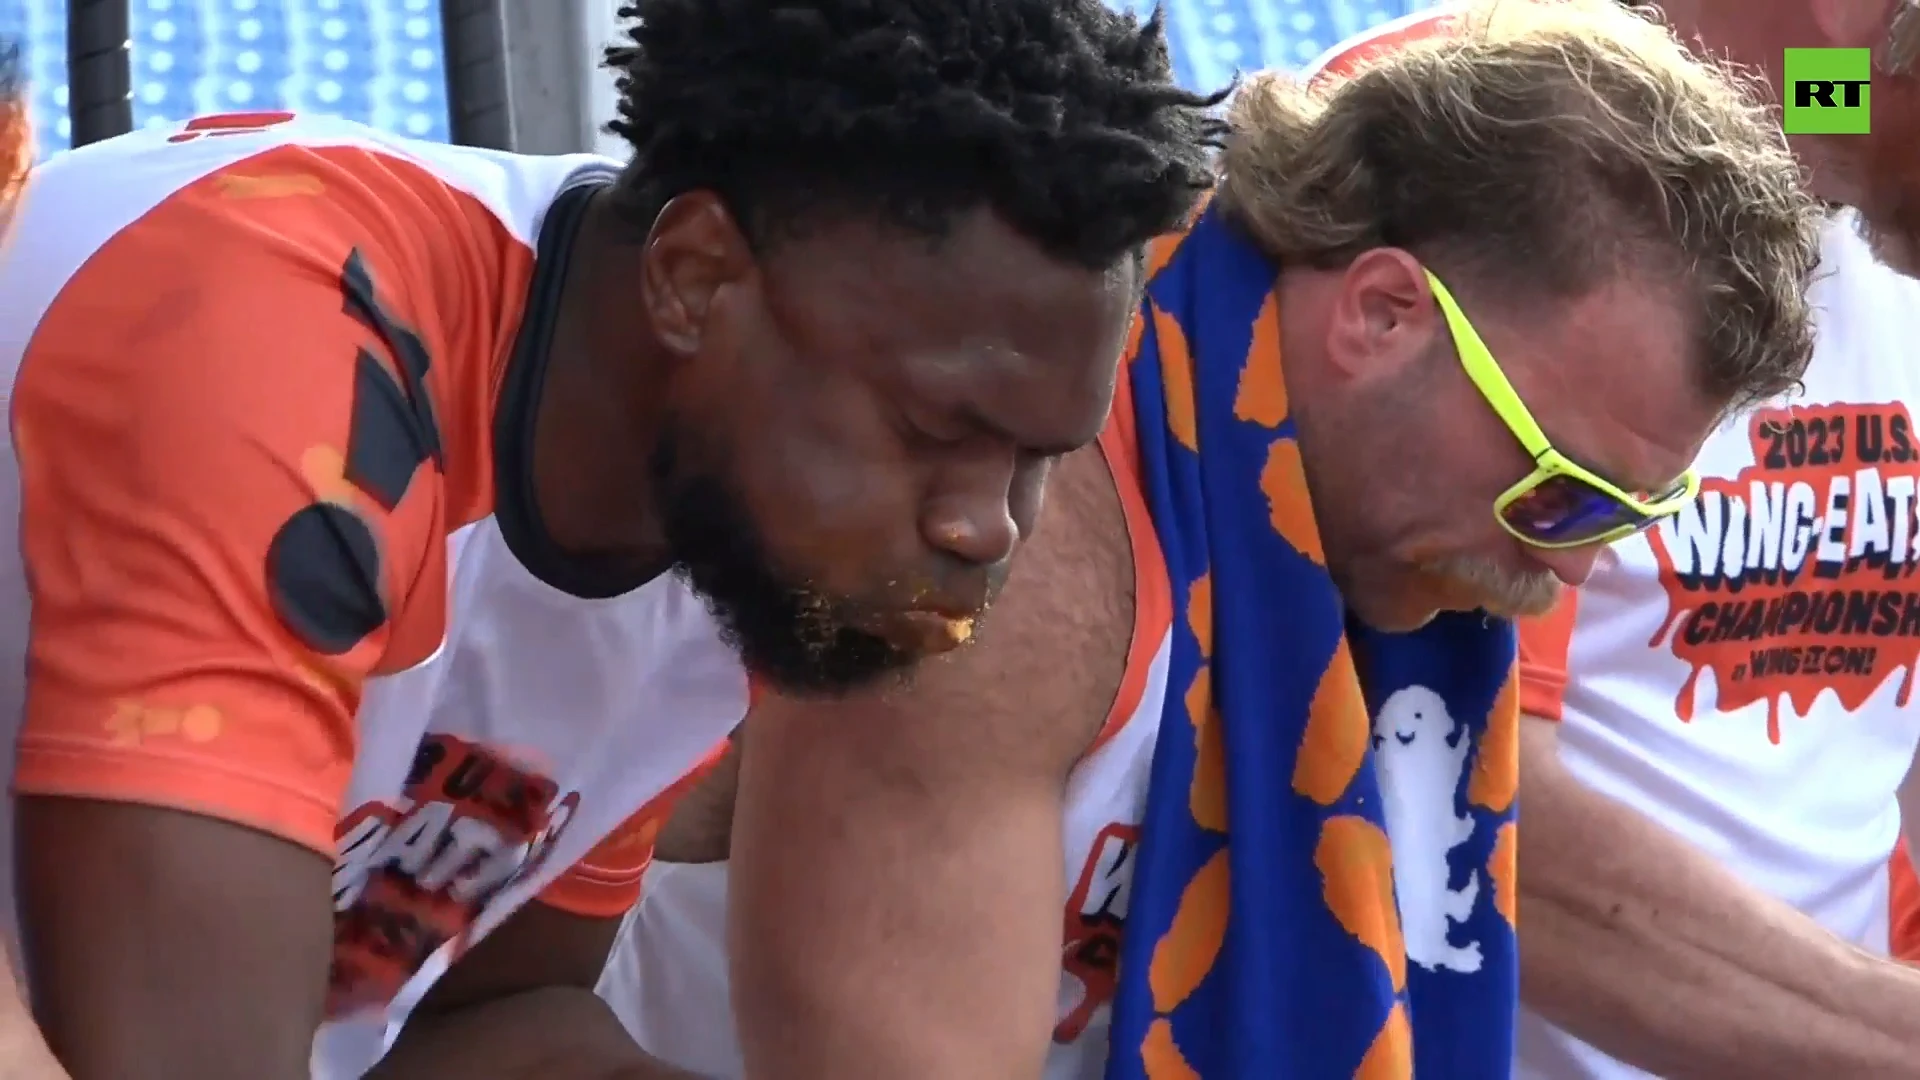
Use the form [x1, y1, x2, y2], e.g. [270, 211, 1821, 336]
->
[921, 493, 1018, 569]
[1532, 545, 1602, 587]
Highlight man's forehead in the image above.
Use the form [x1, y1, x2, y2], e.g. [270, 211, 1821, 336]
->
[918, 334, 1118, 441]
[1496, 287, 1709, 491]
[1538, 375, 1707, 495]
[1520, 370, 1700, 494]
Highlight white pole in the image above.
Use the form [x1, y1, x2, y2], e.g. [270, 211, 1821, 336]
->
[493, 0, 598, 153]
[578, 0, 626, 159]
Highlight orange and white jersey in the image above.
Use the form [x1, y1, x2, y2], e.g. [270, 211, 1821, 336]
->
[595, 369, 1177, 1080]
[1515, 216, 1920, 1079]
[0, 112, 744, 1078]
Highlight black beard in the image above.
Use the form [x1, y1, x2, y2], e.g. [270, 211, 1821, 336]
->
[651, 424, 918, 697]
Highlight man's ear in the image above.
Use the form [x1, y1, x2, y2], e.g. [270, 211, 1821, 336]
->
[1322, 247, 1436, 385]
[1809, 0, 1901, 49]
[641, 191, 755, 360]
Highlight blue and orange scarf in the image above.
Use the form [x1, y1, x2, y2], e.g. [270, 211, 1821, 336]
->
[1106, 204, 1521, 1079]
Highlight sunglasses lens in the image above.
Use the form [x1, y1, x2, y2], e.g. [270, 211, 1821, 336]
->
[1500, 474, 1665, 546]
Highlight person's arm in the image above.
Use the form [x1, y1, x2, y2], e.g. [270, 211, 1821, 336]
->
[1516, 604, 1920, 1078]
[368, 905, 697, 1079]
[370, 800, 713, 1079]
[728, 444, 1133, 1079]
[9, 191, 452, 1079]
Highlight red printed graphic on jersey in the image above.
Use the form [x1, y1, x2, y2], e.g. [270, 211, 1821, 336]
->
[1055, 823, 1139, 1043]
[327, 733, 581, 1017]
[1649, 403, 1920, 742]
[166, 111, 297, 144]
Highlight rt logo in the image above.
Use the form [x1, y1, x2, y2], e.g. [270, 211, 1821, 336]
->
[1784, 48, 1870, 135]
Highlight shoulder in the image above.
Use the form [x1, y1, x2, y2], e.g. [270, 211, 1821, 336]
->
[5, 113, 600, 349]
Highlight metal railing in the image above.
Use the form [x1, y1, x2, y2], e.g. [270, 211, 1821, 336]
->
[55, 0, 617, 155]
[65, 0, 130, 147]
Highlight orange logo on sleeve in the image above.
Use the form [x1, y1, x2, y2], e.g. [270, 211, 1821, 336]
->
[104, 699, 224, 746]
[1649, 403, 1920, 742]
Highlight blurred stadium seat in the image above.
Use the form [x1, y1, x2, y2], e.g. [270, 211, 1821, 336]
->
[0, 0, 1429, 154]
[0, 0, 450, 151]
[1116, 0, 1430, 93]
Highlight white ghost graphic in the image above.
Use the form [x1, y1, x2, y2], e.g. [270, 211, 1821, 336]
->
[1372, 684, 1483, 974]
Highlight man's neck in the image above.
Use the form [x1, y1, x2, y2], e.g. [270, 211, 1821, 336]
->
[1272, 267, 1352, 546]
[527, 191, 674, 571]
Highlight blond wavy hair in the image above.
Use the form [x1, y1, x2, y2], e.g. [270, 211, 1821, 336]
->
[1220, 0, 1823, 411]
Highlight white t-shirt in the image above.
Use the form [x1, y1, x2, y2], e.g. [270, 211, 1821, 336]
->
[0, 112, 745, 1077]
[1514, 216, 1920, 1078]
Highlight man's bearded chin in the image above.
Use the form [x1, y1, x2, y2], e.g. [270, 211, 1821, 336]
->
[651, 430, 920, 699]
[1424, 556, 1562, 619]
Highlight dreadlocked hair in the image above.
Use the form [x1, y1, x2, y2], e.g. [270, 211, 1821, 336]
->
[604, 0, 1228, 270]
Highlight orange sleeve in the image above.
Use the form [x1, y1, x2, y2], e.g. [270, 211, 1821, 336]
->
[1517, 590, 1582, 721]
[1892, 840, 1920, 962]
[11, 176, 450, 856]
[538, 740, 735, 918]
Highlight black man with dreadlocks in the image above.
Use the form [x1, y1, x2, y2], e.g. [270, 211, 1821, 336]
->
[0, 1, 1221, 1077]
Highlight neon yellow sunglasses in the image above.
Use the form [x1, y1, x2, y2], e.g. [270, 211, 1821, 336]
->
[1425, 271, 1700, 550]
